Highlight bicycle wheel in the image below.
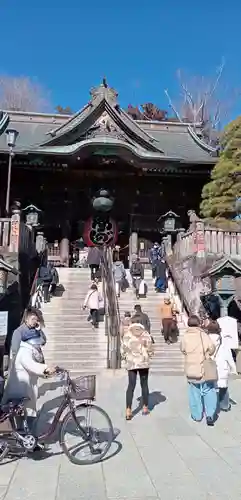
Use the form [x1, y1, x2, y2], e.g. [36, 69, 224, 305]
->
[60, 403, 114, 465]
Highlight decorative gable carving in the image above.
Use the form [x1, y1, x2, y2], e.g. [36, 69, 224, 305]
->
[85, 112, 130, 143]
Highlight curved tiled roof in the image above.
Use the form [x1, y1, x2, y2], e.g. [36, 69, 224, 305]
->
[0, 82, 218, 165]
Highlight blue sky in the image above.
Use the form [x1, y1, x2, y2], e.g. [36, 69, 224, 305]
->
[1, 0, 241, 120]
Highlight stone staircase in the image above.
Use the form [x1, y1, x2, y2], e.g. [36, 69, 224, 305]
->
[118, 269, 185, 374]
[40, 267, 185, 376]
[41, 268, 107, 376]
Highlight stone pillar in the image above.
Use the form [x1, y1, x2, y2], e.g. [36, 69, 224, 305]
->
[9, 203, 21, 253]
[0, 268, 7, 294]
[60, 221, 70, 267]
[36, 231, 45, 254]
[195, 220, 205, 259]
[163, 235, 172, 256]
[129, 231, 138, 266]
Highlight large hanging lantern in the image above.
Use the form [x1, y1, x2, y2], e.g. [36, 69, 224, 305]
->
[92, 189, 114, 212]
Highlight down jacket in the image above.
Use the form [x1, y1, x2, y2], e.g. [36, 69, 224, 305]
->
[121, 323, 154, 370]
[180, 326, 215, 380]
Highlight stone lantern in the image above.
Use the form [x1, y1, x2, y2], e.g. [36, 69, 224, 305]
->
[158, 210, 180, 234]
[22, 204, 42, 227]
[201, 256, 241, 316]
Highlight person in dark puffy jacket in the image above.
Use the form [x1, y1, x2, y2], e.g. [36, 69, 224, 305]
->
[149, 242, 164, 278]
[87, 247, 102, 280]
[39, 263, 52, 303]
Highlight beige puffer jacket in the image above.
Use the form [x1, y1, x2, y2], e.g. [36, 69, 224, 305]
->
[180, 326, 215, 380]
[121, 323, 154, 370]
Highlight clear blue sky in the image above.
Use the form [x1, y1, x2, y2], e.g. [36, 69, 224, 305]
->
[1, 0, 241, 119]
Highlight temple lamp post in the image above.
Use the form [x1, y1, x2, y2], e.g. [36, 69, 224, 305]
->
[5, 129, 19, 215]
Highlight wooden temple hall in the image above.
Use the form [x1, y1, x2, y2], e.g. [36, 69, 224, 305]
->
[0, 81, 218, 264]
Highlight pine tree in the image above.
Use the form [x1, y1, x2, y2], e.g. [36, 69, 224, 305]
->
[200, 116, 241, 220]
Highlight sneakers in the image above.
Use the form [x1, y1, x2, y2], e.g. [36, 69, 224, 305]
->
[206, 417, 215, 427]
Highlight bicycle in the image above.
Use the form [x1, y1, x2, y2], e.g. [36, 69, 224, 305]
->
[0, 368, 114, 465]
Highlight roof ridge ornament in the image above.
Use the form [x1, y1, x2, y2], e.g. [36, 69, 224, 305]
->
[90, 78, 118, 105]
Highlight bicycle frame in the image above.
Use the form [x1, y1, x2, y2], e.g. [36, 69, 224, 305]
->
[38, 395, 70, 441]
[38, 393, 93, 443]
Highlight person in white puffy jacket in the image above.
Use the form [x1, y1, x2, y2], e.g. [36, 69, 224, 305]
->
[83, 284, 102, 328]
[207, 320, 236, 412]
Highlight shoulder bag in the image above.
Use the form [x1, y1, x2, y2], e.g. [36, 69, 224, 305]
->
[200, 331, 219, 382]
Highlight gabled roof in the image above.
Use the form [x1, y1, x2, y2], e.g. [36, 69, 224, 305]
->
[0, 80, 218, 165]
[202, 257, 241, 278]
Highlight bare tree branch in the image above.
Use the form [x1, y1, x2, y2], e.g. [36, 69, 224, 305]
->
[0, 75, 52, 112]
[164, 89, 183, 122]
[165, 61, 240, 145]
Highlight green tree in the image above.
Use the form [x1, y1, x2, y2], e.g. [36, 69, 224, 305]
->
[200, 116, 241, 221]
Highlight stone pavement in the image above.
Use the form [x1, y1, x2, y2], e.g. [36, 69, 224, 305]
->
[1, 372, 241, 499]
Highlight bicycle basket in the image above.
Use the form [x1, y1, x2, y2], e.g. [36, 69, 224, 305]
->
[71, 375, 96, 401]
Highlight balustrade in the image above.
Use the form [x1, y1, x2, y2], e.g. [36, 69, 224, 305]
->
[174, 224, 241, 260]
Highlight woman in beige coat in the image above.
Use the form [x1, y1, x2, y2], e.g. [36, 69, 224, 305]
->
[180, 315, 217, 426]
[121, 316, 154, 420]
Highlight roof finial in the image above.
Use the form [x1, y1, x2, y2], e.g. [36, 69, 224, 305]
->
[102, 77, 108, 88]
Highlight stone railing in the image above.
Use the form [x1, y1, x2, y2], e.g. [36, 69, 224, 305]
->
[173, 220, 241, 261]
[166, 218, 241, 318]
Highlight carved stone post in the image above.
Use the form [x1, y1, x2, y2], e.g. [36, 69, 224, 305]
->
[60, 221, 70, 267]
[0, 268, 7, 294]
[163, 235, 172, 256]
[36, 231, 45, 254]
[129, 232, 138, 266]
[9, 202, 21, 253]
[195, 220, 205, 259]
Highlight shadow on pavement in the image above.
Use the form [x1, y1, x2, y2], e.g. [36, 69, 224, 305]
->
[133, 390, 166, 416]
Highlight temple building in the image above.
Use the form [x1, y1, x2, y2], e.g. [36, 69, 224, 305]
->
[0, 81, 218, 265]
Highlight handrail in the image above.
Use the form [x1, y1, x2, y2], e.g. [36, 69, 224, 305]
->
[21, 251, 45, 323]
[102, 246, 121, 369]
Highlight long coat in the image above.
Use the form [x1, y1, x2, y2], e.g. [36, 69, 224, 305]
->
[3, 342, 47, 417]
[87, 247, 101, 266]
[209, 333, 237, 388]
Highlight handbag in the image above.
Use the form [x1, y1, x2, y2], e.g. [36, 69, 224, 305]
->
[200, 331, 219, 382]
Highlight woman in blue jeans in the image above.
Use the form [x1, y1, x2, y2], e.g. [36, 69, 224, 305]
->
[180, 315, 217, 426]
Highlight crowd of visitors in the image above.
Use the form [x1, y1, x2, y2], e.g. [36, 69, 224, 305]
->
[1, 238, 240, 463]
